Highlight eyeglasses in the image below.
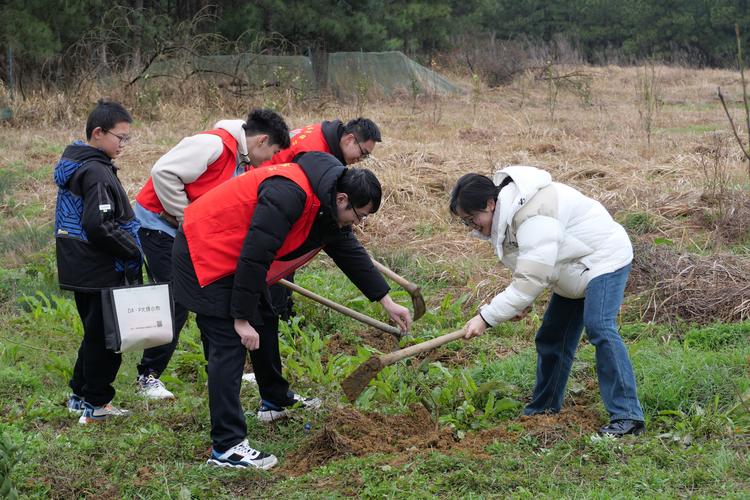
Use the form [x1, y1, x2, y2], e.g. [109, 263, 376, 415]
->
[351, 205, 369, 224]
[353, 137, 371, 160]
[459, 210, 487, 229]
[106, 130, 131, 145]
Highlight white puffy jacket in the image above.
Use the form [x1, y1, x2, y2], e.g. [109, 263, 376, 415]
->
[477, 166, 633, 326]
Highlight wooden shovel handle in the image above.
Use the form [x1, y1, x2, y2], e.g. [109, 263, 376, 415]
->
[278, 279, 402, 338]
[379, 328, 466, 365]
[370, 258, 421, 295]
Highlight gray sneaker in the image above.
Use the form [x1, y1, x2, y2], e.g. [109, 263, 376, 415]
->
[78, 401, 131, 424]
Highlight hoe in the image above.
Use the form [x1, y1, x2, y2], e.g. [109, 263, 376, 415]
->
[341, 328, 467, 401]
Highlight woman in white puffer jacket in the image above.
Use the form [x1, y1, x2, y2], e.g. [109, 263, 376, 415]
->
[450, 166, 645, 436]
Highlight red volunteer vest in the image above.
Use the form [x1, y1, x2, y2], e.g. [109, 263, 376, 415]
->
[260, 123, 331, 167]
[182, 163, 321, 287]
[136, 129, 241, 214]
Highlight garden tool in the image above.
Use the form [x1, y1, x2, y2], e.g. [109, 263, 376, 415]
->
[341, 328, 466, 402]
[278, 279, 403, 339]
[369, 257, 426, 321]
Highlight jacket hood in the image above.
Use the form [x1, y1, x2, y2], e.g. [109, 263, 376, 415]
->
[214, 119, 249, 160]
[493, 165, 552, 201]
[296, 151, 346, 220]
[486, 166, 553, 259]
[54, 141, 113, 188]
[321, 120, 345, 164]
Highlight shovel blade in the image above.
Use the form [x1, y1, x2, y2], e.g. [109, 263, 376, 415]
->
[341, 356, 383, 402]
[412, 293, 426, 321]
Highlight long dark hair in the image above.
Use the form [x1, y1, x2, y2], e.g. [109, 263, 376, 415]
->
[449, 173, 500, 215]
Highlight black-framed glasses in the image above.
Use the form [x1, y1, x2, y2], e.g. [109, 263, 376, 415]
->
[353, 137, 371, 159]
[351, 205, 368, 224]
[459, 210, 487, 229]
[106, 130, 131, 145]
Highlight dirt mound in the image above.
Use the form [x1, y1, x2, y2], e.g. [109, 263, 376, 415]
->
[455, 405, 603, 456]
[281, 405, 455, 475]
[281, 403, 603, 475]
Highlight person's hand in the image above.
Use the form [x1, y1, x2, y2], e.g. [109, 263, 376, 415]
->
[464, 314, 488, 339]
[159, 211, 179, 228]
[379, 294, 412, 333]
[234, 319, 260, 350]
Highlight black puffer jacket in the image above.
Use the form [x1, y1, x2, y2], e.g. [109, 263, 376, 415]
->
[172, 151, 389, 322]
[319, 120, 346, 164]
[53, 142, 142, 292]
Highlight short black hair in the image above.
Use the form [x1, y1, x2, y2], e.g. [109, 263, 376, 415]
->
[338, 167, 382, 213]
[243, 108, 290, 148]
[343, 117, 382, 143]
[449, 173, 500, 216]
[85, 99, 132, 140]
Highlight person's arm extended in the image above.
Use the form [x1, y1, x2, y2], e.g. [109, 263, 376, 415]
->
[230, 178, 306, 322]
[325, 230, 412, 333]
[151, 134, 224, 221]
[466, 215, 563, 338]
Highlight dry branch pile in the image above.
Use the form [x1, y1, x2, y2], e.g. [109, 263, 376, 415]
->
[630, 240, 750, 323]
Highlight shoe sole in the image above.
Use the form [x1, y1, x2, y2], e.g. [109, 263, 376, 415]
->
[206, 457, 278, 470]
[79, 416, 105, 424]
[256, 410, 291, 423]
[599, 427, 646, 437]
[140, 393, 176, 400]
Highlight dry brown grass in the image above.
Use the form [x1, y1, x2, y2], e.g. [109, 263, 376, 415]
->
[1, 65, 749, 322]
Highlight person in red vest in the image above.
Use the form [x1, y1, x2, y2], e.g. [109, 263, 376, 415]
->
[132, 109, 290, 400]
[262, 117, 382, 320]
[171, 151, 411, 469]
[261, 117, 381, 167]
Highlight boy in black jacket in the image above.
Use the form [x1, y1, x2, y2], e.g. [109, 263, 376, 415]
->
[53, 99, 142, 424]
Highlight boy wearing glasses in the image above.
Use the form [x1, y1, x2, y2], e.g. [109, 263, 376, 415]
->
[53, 99, 142, 423]
[131, 109, 290, 400]
[262, 117, 381, 167]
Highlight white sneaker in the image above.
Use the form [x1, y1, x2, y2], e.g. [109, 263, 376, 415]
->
[78, 402, 131, 424]
[206, 439, 278, 470]
[257, 393, 322, 423]
[136, 374, 175, 400]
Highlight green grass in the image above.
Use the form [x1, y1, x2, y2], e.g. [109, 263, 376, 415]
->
[0, 171, 749, 498]
[655, 123, 724, 134]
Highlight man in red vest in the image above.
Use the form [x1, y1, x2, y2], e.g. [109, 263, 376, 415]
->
[132, 109, 290, 400]
[171, 151, 411, 469]
[262, 117, 382, 320]
[262, 117, 381, 167]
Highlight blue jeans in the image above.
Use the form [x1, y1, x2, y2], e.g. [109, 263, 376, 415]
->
[523, 264, 644, 422]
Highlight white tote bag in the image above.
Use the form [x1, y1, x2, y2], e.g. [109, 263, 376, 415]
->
[101, 282, 174, 353]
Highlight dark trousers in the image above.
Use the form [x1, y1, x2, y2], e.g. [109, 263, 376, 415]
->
[69, 291, 122, 406]
[197, 306, 294, 452]
[137, 228, 189, 377]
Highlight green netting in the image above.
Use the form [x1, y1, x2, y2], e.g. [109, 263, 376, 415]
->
[145, 53, 315, 89]
[143, 51, 460, 97]
[327, 51, 461, 97]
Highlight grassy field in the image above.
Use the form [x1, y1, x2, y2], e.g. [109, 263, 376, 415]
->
[1, 64, 749, 498]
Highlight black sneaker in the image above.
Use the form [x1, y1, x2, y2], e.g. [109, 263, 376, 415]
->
[599, 419, 645, 437]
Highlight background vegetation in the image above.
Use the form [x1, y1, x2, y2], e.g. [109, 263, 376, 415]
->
[1, 1, 750, 497]
[3, 0, 750, 90]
